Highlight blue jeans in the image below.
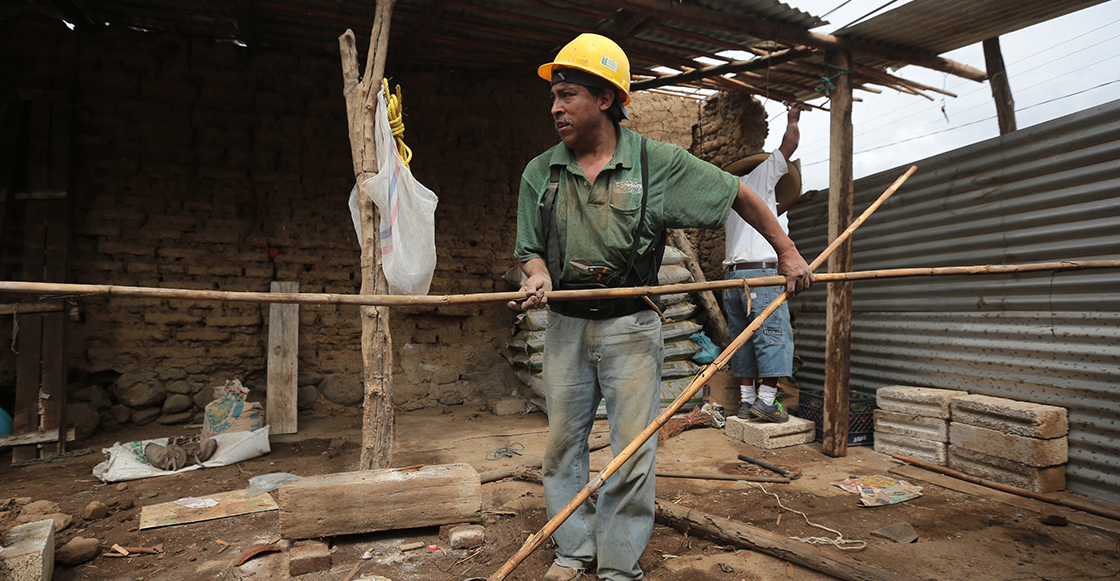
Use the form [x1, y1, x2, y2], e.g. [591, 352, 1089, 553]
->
[542, 309, 663, 581]
[723, 268, 794, 379]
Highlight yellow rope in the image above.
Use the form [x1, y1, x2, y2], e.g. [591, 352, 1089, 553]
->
[383, 79, 412, 167]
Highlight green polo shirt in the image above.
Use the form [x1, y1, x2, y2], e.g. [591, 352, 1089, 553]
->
[514, 125, 739, 286]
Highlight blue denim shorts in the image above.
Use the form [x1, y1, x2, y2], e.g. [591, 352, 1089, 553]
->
[722, 268, 794, 379]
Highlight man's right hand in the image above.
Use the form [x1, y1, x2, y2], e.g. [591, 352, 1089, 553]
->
[508, 271, 552, 311]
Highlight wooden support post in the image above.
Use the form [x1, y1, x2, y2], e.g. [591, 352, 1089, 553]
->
[339, 0, 397, 470]
[267, 281, 299, 435]
[983, 37, 1016, 135]
[668, 229, 730, 347]
[823, 49, 854, 458]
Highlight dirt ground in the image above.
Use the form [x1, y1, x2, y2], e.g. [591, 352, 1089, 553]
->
[3, 404, 1119, 581]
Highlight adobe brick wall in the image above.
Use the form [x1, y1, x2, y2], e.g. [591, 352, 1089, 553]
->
[0, 16, 762, 417]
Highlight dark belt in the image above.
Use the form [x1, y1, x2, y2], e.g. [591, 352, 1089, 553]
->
[727, 261, 777, 272]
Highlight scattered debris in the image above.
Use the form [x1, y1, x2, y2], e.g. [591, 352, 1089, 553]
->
[398, 542, 425, 552]
[173, 497, 218, 509]
[833, 476, 923, 506]
[234, 544, 281, 567]
[246, 472, 302, 498]
[737, 453, 801, 480]
[870, 522, 919, 543]
[1039, 506, 1069, 526]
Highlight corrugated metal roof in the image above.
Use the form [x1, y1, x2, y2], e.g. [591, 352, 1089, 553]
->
[788, 98, 1120, 504]
[838, 0, 1109, 56]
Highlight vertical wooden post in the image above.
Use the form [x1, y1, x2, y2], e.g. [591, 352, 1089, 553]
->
[339, 0, 397, 470]
[823, 49, 854, 458]
[267, 281, 299, 435]
[983, 37, 1016, 135]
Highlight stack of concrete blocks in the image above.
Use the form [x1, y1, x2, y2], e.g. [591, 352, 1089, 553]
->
[873, 386, 967, 465]
[949, 395, 1068, 493]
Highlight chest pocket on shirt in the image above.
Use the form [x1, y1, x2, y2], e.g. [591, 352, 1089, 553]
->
[609, 179, 643, 213]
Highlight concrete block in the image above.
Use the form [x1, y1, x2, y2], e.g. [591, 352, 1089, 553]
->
[873, 433, 948, 465]
[449, 524, 485, 549]
[950, 422, 1067, 467]
[725, 415, 814, 450]
[0, 519, 54, 581]
[874, 409, 949, 442]
[950, 395, 1068, 439]
[948, 446, 1066, 493]
[875, 386, 967, 419]
[288, 539, 331, 576]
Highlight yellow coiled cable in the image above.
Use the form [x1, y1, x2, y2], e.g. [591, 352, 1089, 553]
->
[383, 79, 412, 167]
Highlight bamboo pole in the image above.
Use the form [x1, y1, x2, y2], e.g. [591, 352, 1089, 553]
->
[485, 166, 918, 581]
[2, 259, 1119, 308]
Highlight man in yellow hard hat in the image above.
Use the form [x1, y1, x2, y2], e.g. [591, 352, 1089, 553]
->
[509, 33, 813, 581]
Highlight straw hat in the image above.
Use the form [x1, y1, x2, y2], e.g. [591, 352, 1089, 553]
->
[722, 153, 802, 206]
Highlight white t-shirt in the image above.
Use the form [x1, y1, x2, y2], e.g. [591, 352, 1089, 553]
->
[723, 150, 787, 265]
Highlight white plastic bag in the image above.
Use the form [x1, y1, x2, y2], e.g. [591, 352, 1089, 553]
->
[92, 426, 272, 483]
[350, 88, 438, 296]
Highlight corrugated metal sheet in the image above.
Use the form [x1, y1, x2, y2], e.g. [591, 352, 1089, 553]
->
[787, 98, 1120, 503]
[837, 0, 1109, 55]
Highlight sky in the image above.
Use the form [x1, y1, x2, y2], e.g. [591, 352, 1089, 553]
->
[712, 0, 1120, 191]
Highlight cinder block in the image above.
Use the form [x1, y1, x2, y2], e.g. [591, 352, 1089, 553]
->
[873, 433, 948, 465]
[950, 395, 1068, 439]
[449, 525, 485, 549]
[948, 446, 1066, 493]
[288, 539, 331, 576]
[725, 415, 814, 450]
[875, 386, 967, 419]
[0, 518, 54, 581]
[873, 409, 949, 442]
[949, 423, 1067, 467]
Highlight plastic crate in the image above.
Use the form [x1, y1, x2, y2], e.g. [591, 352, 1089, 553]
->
[796, 389, 877, 446]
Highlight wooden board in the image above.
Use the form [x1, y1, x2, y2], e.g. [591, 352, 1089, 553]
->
[277, 463, 481, 539]
[0, 427, 75, 448]
[267, 281, 299, 435]
[139, 489, 279, 530]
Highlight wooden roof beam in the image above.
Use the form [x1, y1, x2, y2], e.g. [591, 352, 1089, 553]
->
[608, 0, 988, 82]
[631, 46, 811, 91]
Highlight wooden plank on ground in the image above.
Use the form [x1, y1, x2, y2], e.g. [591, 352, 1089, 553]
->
[267, 281, 299, 435]
[277, 463, 481, 539]
[139, 489, 279, 530]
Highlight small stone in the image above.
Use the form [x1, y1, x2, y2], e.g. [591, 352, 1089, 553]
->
[85, 501, 109, 520]
[439, 523, 470, 540]
[21, 500, 60, 516]
[488, 397, 527, 416]
[156, 411, 194, 425]
[165, 380, 194, 395]
[296, 385, 319, 410]
[158, 368, 189, 382]
[297, 369, 325, 387]
[58, 537, 100, 565]
[318, 375, 363, 406]
[163, 393, 194, 413]
[289, 539, 331, 576]
[1039, 506, 1068, 526]
[449, 525, 485, 549]
[130, 407, 161, 426]
[115, 483, 129, 492]
[19, 512, 72, 533]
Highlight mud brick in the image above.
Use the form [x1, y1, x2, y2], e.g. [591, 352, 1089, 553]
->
[288, 540, 330, 576]
[725, 415, 814, 450]
[950, 422, 1067, 467]
[875, 386, 966, 419]
[948, 446, 1066, 493]
[950, 395, 1068, 439]
[449, 525, 485, 549]
[874, 409, 949, 442]
[0, 519, 54, 581]
[873, 432, 948, 465]
[438, 523, 471, 540]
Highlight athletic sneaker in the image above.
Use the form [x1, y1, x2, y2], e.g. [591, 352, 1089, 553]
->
[748, 399, 789, 423]
[737, 404, 754, 420]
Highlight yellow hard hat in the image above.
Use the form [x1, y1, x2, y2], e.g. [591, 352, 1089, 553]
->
[538, 33, 631, 105]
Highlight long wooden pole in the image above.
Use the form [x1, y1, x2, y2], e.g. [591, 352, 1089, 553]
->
[485, 166, 918, 581]
[3, 259, 1118, 308]
[892, 454, 1120, 522]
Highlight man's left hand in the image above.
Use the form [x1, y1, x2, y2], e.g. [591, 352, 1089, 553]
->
[777, 247, 814, 295]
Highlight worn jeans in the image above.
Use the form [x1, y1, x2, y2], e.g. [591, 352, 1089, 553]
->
[542, 309, 663, 581]
[723, 268, 794, 379]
